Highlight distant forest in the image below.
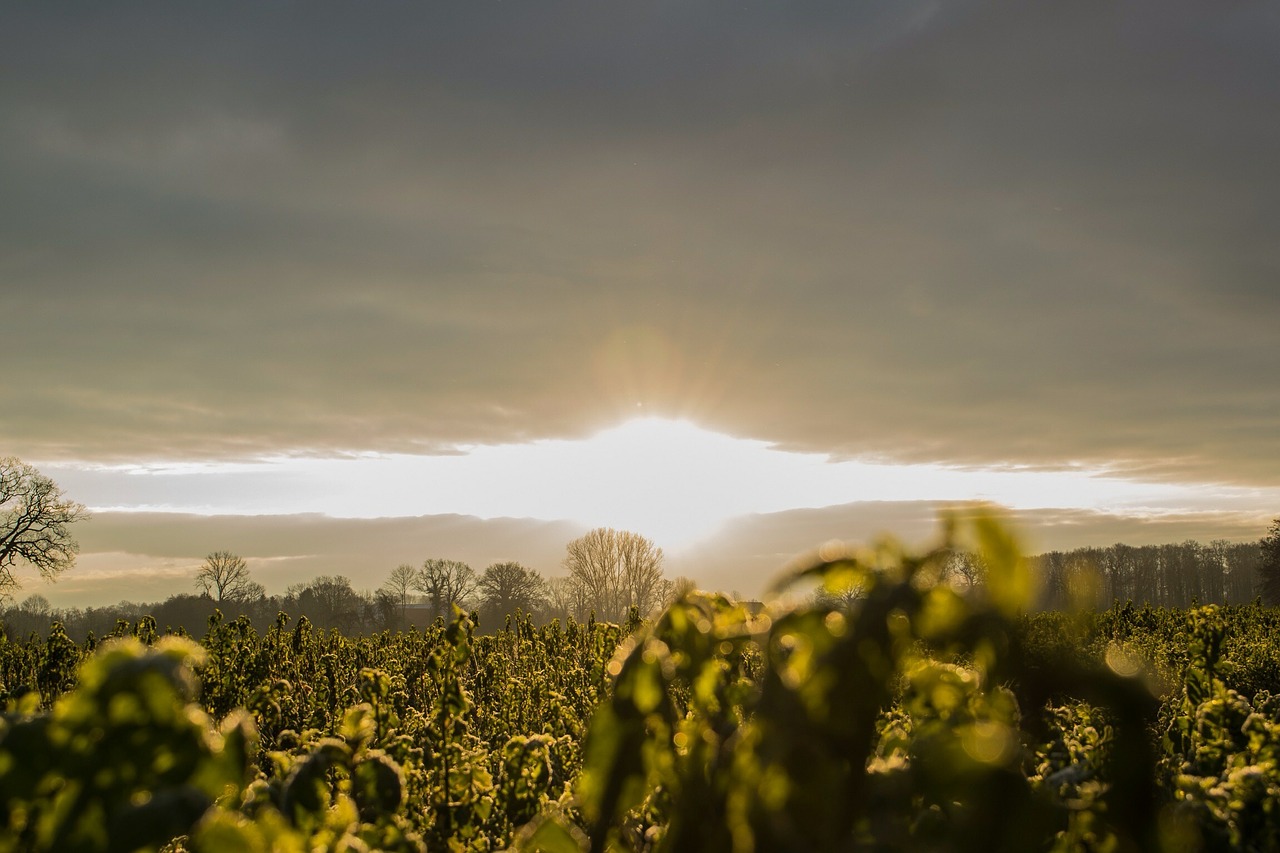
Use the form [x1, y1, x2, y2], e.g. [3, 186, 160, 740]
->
[1031, 538, 1262, 609]
[0, 570, 591, 644]
[1, 534, 1269, 642]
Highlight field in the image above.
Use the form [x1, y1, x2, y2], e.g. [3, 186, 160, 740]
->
[3, 518, 1280, 852]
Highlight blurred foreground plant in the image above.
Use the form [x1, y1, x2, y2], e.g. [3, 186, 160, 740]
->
[5, 514, 1278, 852]
[518, 511, 1163, 853]
[0, 637, 254, 852]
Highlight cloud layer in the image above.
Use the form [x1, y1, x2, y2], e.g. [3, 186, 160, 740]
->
[3, 1, 1278, 487]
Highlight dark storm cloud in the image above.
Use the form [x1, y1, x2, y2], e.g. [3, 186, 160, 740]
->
[2, 1, 1277, 483]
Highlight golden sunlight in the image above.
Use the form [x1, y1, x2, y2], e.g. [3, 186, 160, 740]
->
[51, 417, 1248, 555]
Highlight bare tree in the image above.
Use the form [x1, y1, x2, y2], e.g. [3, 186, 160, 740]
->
[0, 457, 89, 602]
[814, 583, 863, 611]
[665, 575, 698, 605]
[563, 528, 625, 621]
[382, 563, 419, 609]
[562, 528, 665, 623]
[1259, 519, 1280, 606]
[941, 548, 984, 588]
[2, 592, 58, 639]
[19, 592, 52, 617]
[478, 561, 548, 622]
[618, 530, 666, 616]
[546, 575, 591, 622]
[415, 558, 477, 621]
[195, 551, 264, 603]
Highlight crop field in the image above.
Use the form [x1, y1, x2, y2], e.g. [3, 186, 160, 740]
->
[3, 517, 1280, 852]
[7, 3, 1278, 850]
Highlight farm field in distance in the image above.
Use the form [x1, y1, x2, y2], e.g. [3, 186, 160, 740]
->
[4, 516, 1280, 852]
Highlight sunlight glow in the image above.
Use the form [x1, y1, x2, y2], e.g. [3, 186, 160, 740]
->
[45, 417, 1268, 551]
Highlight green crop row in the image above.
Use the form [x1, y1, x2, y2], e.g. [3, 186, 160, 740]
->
[2, 515, 1279, 851]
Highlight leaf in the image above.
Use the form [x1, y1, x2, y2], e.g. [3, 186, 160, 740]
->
[511, 814, 588, 853]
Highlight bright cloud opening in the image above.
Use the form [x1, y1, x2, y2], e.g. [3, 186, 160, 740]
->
[43, 418, 1279, 551]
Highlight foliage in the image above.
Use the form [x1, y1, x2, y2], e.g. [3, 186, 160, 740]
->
[526, 512, 1163, 852]
[1, 606, 620, 851]
[0, 637, 254, 851]
[3, 516, 1280, 851]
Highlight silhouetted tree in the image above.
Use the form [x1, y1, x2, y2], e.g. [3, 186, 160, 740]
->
[415, 559, 477, 621]
[1031, 538, 1264, 609]
[194, 551, 264, 603]
[19, 592, 51, 617]
[290, 575, 362, 631]
[618, 529, 666, 616]
[813, 580, 863, 611]
[378, 563, 419, 628]
[546, 575, 590, 622]
[0, 457, 88, 601]
[664, 576, 698, 605]
[1259, 519, 1280, 605]
[477, 561, 548, 623]
[562, 528, 665, 623]
[151, 593, 220, 635]
[942, 549, 984, 588]
[382, 563, 418, 608]
[367, 589, 402, 631]
[0, 593, 55, 638]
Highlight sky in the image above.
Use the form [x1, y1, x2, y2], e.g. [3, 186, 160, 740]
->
[2, 1, 1278, 607]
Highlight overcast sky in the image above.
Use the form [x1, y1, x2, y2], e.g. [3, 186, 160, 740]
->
[3, 1, 1278, 605]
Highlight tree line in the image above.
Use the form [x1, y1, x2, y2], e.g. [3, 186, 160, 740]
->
[5, 455, 1280, 632]
[0, 527, 684, 640]
[812, 526, 1280, 611]
[11, 515, 1280, 851]
[377, 527, 677, 627]
[1031, 537, 1266, 609]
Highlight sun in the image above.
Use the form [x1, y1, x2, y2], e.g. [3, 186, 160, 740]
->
[49, 416, 1251, 560]
[520, 418, 777, 548]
